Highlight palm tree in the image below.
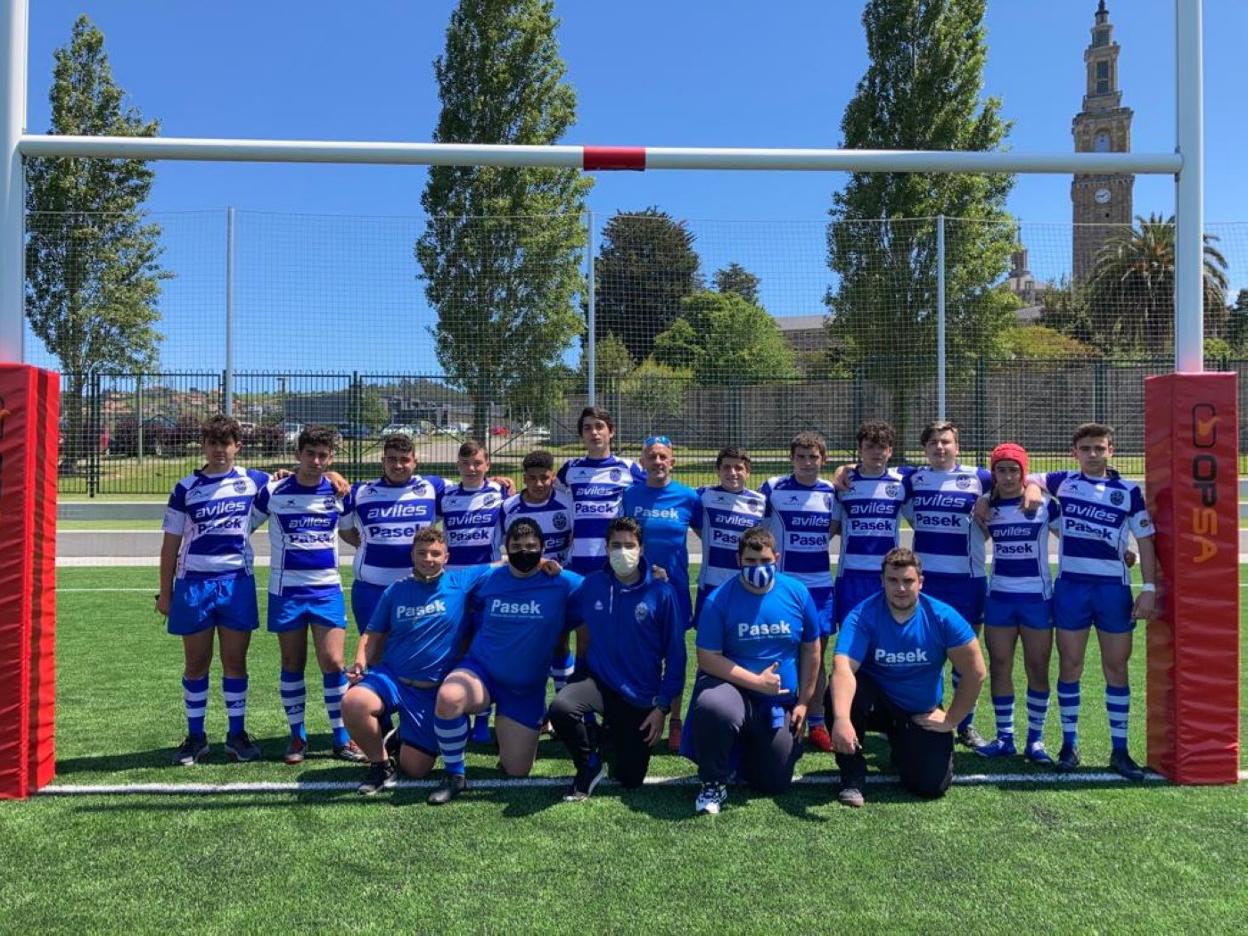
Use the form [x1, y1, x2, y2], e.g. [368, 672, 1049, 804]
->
[1087, 213, 1229, 354]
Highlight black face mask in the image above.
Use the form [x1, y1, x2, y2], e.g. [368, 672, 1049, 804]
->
[509, 550, 542, 573]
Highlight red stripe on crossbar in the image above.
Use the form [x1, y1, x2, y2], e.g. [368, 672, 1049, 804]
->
[582, 146, 646, 171]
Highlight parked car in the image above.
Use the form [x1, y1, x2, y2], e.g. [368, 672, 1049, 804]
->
[336, 422, 372, 440]
[277, 420, 303, 445]
[489, 425, 511, 437]
[380, 423, 421, 437]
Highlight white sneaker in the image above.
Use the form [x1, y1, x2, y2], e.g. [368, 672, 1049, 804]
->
[695, 782, 727, 815]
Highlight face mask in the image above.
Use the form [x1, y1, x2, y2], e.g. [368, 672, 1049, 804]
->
[509, 549, 542, 574]
[608, 546, 641, 577]
[741, 562, 776, 590]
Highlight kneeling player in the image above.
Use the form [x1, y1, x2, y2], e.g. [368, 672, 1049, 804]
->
[427, 519, 583, 804]
[979, 443, 1058, 764]
[547, 518, 686, 800]
[342, 528, 491, 794]
[830, 548, 986, 806]
[685, 526, 819, 815]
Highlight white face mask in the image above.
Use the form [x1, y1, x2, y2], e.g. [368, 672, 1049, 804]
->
[608, 545, 642, 577]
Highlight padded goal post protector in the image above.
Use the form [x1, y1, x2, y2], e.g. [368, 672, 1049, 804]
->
[1144, 372, 1240, 784]
[0, 364, 58, 799]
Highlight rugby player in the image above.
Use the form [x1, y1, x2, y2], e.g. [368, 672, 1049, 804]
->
[830, 548, 986, 806]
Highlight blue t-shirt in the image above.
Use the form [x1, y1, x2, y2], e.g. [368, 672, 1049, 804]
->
[696, 574, 819, 695]
[366, 566, 492, 683]
[620, 480, 699, 626]
[576, 567, 686, 710]
[835, 593, 976, 714]
[466, 566, 584, 691]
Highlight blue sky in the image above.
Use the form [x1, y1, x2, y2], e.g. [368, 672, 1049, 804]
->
[19, 0, 1248, 374]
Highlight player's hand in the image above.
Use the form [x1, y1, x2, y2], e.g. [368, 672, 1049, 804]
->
[154, 591, 171, 617]
[325, 470, 350, 498]
[832, 464, 853, 492]
[346, 663, 365, 685]
[651, 564, 669, 582]
[1124, 549, 1137, 569]
[539, 558, 563, 576]
[830, 716, 858, 754]
[972, 494, 991, 534]
[273, 467, 292, 480]
[789, 703, 808, 737]
[755, 662, 788, 696]
[1132, 588, 1156, 621]
[490, 475, 515, 496]
[640, 708, 666, 746]
[1021, 482, 1044, 516]
[912, 708, 954, 733]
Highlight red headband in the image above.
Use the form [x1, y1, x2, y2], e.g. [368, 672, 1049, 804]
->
[990, 442, 1029, 479]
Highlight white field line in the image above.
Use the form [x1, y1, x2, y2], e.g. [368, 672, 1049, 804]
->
[36, 769, 1248, 796]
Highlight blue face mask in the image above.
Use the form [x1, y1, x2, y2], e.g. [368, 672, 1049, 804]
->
[741, 562, 776, 590]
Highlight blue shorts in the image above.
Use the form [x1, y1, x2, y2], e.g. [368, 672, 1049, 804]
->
[834, 571, 881, 627]
[1054, 578, 1135, 634]
[355, 667, 438, 756]
[808, 585, 836, 638]
[922, 574, 986, 628]
[167, 573, 259, 636]
[984, 594, 1053, 631]
[455, 656, 546, 731]
[267, 591, 347, 633]
[351, 580, 387, 634]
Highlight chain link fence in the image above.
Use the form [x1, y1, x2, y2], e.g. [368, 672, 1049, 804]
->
[25, 210, 1248, 495]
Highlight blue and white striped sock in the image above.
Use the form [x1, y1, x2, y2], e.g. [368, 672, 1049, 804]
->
[182, 675, 209, 738]
[1057, 679, 1081, 747]
[322, 670, 349, 747]
[807, 713, 826, 728]
[222, 676, 248, 737]
[1025, 688, 1050, 746]
[280, 669, 306, 741]
[435, 714, 469, 775]
[549, 649, 576, 694]
[1106, 683, 1130, 752]
[951, 668, 976, 732]
[992, 694, 1015, 742]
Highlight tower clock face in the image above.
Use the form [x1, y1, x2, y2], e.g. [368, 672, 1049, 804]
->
[1094, 188, 1112, 205]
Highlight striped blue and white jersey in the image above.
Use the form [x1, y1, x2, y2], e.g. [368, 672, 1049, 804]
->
[163, 467, 270, 579]
[499, 490, 575, 565]
[251, 476, 343, 598]
[760, 475, 837, 604]
[340, 475, 444, 587]
[902, 465, 992, 578]
[556, 455, 646, 574]
[441, 481, 506, 568]
[1039, 470, 1153, 585]
[690, 485, 767, 589]
[985, 496, 1058, 600]
[832, 468, 907, 576]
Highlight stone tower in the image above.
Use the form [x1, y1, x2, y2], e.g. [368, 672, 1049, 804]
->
[1071, 1, 1133, 282]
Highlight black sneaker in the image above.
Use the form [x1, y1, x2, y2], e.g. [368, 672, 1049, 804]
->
[1109, 748, 1146, 781]
[172, 734, 209, 766]
[956, 724, 988, 750]
[357, 759, 399, 796]
[427, 773, 468, 805]
[562, 761, 607, 803]
[837, 785, 865, 808]
[224, 731, 261, 763]
[1056, 742, 1081, 773]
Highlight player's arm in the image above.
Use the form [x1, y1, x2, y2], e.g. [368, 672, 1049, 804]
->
[913, 639, 985, 732]
[1132, 534, 1157, 619]
[156, 532, 181, 617]
[696, 648, 786, 696]
[829, 653, 861, 753]
[347, 630, 388, 683]
[790, 638, 819, 736]
[339, 528, 361, 548]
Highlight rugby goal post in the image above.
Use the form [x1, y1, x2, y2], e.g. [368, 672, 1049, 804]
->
[0, 0, 1235, 796]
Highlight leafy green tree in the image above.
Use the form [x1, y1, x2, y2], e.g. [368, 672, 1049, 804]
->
[592, 208, 701, 363]
[1038, 277, 1094, 345]
[1087, 213, 1229, 354]
[713, 262, 761, 305]
[619, 358, 692, 423]
[653, 290, 797, 384]
[825, 0, 1015, 442]
[1226, 289, 1248, 353]
[416, 0, 591, 434]
[25, 15, 169, 462]
[997, 324, 1098, 360]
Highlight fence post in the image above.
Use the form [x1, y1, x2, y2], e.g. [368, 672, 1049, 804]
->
[136, 373, 144, 465]
[223, 207, 235, 416]
[1094, 359, 1107, 423]
[87, 371, 100, 498]
[975, 355, 987, 465]
[585, 209, 596, 407]
[936, 214, 947, 422]
[351, 371, 362, 476]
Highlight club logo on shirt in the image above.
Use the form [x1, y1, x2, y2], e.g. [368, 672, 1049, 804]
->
[483, 493, 498, 506]
[885, 484, 899, 497]
[610, 469, 622, 482]
[784, 495, 801, 505]
[875, 647, 929, 664]
[322, 496, 337, 510]
[634, 603, 649, 623]
[737, 620, 792, 638]
[956, 476, 972, 490]
[593, 600, 604, 611]
[553, 513, 568, 530]
[395, 599, 447, 620]
[490, 598, 542, 616]
[1110, 490, 1124, 506]
[233, 480, 248, 493]
[413, 481, 427, 494]
[824, 495, 834, 510]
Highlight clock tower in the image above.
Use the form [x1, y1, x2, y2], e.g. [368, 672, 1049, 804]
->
[1072, 1, 1133, 282]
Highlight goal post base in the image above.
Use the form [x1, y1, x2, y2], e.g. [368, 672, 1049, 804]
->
[0, 363, 58, 799]
[1144, 372, 1240, 784]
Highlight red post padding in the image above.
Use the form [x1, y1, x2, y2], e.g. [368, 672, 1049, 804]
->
[1144, 372, 1240, 784]
[0, 364, 58, 799]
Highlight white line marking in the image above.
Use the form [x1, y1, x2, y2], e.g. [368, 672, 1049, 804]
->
[37, 769, 1247, 796]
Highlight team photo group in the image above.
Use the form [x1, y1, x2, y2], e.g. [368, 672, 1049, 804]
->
[156, 404, 1156, 814]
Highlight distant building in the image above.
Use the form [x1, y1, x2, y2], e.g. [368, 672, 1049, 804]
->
[775, 314, 828, 353]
